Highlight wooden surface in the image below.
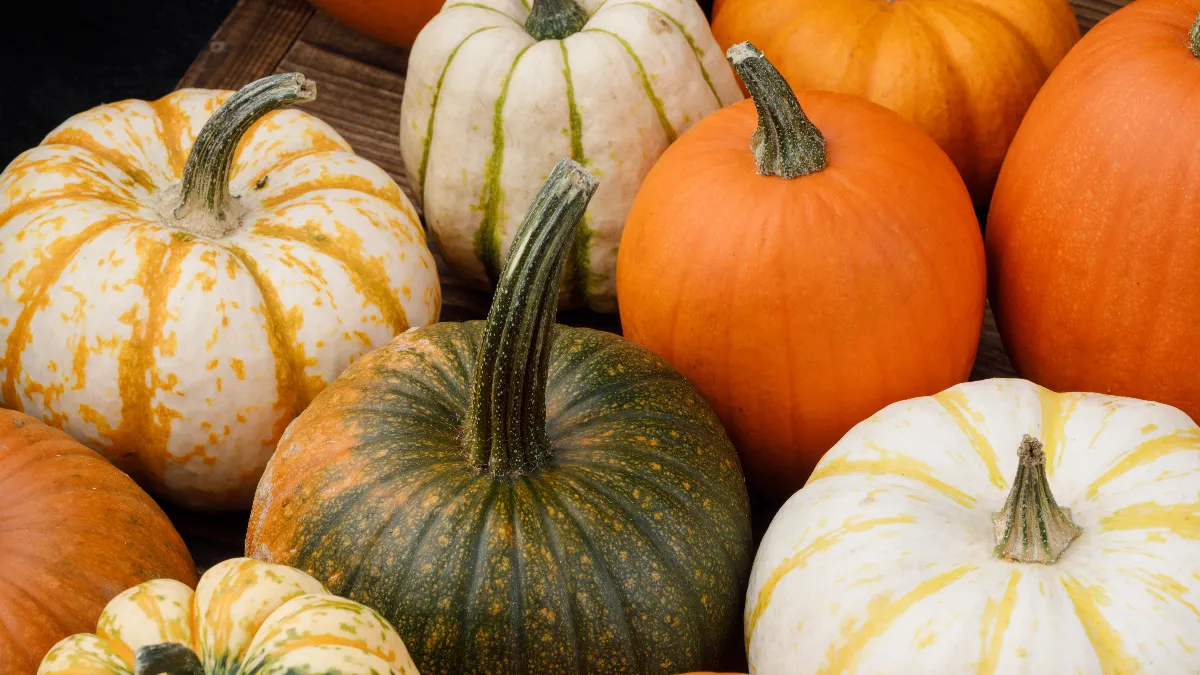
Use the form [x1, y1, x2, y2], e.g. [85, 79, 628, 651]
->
[171, 0, 1129, 571]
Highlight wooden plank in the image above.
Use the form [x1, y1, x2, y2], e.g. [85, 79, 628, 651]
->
[178, 0, 314, 90]
[1074, 0, 1128, 31]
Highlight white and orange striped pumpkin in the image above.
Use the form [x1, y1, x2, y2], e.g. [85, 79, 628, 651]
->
[0, 73, 440, 510]
[748, 378, 1200, 673]
[37, 557, 420, 675]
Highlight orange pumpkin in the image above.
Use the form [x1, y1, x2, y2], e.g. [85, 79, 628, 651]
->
[308, 0, 440, 47]
[988, 0, 1200, 422]
[617, 43, 985, 501]
[710, 0, 1080, 206]
[0, 409, 196, 674]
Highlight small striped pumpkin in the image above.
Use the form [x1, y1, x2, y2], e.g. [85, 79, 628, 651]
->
[37, 557, 419, 675]
[748, 378, 1200, 673]
[399, 0, 741, 312]
[248, 160, 753, 674]
[0, 74, 440, 510]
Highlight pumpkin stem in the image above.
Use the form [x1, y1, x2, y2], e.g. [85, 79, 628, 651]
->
[171, 73, 316, 237]
[993, 435, 1082, 564]
[1190, 13, 1200, 58]
[464, 159, 599, 478]
[134, 643, 204, 675]
[726, 42, 827, 179]
[525, 0, 590, 40]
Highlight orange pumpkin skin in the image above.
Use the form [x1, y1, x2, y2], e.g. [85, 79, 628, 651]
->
[0, 409, 196, 674]
[617, 91, 986, 501]
[988, 0, 1200, 421]
[308, 0, 439, 47]
[710, 0, 1080, 206]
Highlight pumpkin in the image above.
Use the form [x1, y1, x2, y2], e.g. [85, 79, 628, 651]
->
[616, 44, 986, 501]
[308, 0, 441, 47]
[37, 557, 419, 675]
[247, 159, 753, 675]
[987, 0, 1200, 422]
[0, 73, 440, 511]
[746, 378, 1200, 672]
[0, 409, 196, 675]
[710, 0, 1080, 206]
[399, 0, 741, 312]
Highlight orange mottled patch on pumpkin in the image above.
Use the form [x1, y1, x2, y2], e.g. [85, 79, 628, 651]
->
[2, 214, 129, 412]
[251, 216, 409, 333]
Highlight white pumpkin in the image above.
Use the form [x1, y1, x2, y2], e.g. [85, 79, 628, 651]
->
[0, 74, 440, 511]
[747, 378, 1200, 673]
[38, 557, 420, 675]
[399, 0, 741, 312]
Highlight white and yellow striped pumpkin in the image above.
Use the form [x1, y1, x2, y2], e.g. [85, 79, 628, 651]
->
[399, 0, 740, 312]
[747, 378, 1200, 673]
[37, 557, 420, 675]
[0, 74, 440, 510]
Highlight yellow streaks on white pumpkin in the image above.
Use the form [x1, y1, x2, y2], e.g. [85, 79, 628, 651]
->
[1085, 429, 1200, 498]
[1125, 568, 1200, 621]
[1062, 575, 1141, 674]
[977, 570, 1021, 675]
[809, 442, 976, 507]
[1038, 388, 1080, 478]
[2, 215, 128, 411]
[103, 232, 192, 484]
[43, 127, 157, 191]
[259, 174, 404, 212]
[933, 389, 1006, 489]
[817, 564, 976, 675]
[241, 143, 347, 191]
[746, 516, 917, 644]
[221, 244, 319, 446]
[1102, 500, 1200, 540]
[251, 219, 409, 334]
[150, 97, 190, 179]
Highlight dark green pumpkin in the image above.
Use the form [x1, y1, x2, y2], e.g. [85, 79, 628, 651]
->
[246, 159, 753, 675]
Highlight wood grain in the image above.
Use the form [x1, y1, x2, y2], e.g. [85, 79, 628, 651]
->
[178, 0, 313, 90]
[174, 0, 1124, 571]
[1074, 0, 1128, 31]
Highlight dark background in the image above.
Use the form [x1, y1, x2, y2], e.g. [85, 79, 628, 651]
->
[0, 0, 237, 167]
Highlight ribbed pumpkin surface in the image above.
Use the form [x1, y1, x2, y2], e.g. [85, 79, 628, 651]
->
[249, 320, 752, 674]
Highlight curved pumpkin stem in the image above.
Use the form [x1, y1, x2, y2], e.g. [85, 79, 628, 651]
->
[134, 643, 204, 675]
[993, 435, 1082, 564]
[465, 159, 599, 478]
[726, 42, 827, 179]
[526, 0, 589, 40]
[1190, 13, 1200, 58]
[171, 73, 316, 237]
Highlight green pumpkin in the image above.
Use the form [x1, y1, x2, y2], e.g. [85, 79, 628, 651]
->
[246, 159, 753, 675]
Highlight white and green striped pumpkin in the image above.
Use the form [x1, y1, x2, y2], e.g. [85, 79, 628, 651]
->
[748, 378, 1200, 673]
[37, 557, 419, 675]
[399, 0, 741, 312]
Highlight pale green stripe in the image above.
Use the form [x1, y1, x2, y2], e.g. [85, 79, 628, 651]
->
[626, 1, 725, 107]
[418, 26, 499, 206]
[584, 28, 676, 143]
[560, 40, 593, 306]
[474, 43, 537, 284]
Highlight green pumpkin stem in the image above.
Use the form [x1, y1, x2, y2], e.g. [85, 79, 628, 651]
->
[993, 435, 1082, 564]
[726, 42, 827, 179]
[134, 643, 204, 675]
[465, 159, 599, 477]
[172, 73, 316, 237]
[525, 0, 590, 40]
[1190, 13, 1200, 58]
